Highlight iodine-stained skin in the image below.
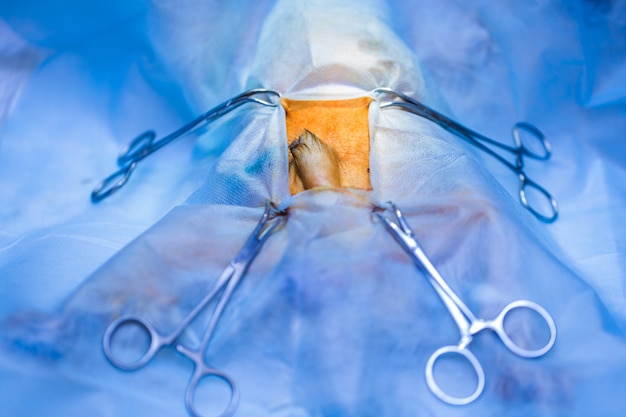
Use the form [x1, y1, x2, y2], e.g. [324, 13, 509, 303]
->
[289, 130, 342, 191]
[281, 97, 374, 196]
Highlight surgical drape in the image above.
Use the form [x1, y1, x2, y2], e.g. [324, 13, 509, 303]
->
[1, 0, 626, 416]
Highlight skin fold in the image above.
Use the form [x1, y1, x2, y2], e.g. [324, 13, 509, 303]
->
[289, 129, 342, 190]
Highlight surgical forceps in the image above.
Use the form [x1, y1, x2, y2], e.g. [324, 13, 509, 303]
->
[373, 88, 559, 223]
[103, 201, 287, 417]
[376, 202, 556, 405]
[91, 88, 281, 203]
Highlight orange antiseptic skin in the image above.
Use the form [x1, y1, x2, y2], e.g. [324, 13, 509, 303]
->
[282, 97, 373, 195]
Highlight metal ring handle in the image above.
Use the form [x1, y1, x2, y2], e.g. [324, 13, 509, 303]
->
[493, 299, 557, 358]
[90, 161, 137, 203]
[117, 130, 156, 166]
[185, 368, 239, 417]
[519, 175, 559, 223]
[102, 315, 162, 371]
[425, 345, 485, 405]
[513, 122, 551, 161]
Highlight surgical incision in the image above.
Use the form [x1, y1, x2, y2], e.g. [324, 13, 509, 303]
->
[289, 129, 341, 191]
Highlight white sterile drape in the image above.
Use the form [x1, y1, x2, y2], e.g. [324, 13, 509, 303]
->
[1, 0, 626, 416]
